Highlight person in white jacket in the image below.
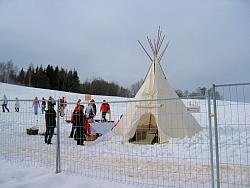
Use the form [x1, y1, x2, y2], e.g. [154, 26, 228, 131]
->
[15, 97, 20, 112]
[85, 103, 95, 122]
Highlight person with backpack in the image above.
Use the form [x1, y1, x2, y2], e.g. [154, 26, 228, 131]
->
[100, 100, 110, 122]
[45, 102, 56, 144]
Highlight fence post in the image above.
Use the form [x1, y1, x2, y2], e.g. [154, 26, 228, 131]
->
[208, 91, 215, 188]
[56, 99, 61, 173]
[213, 84, 220, 188]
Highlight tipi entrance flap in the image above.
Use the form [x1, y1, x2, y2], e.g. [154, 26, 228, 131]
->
[129, 113, 158, 144]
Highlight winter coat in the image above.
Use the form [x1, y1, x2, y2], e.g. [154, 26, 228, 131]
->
[60, 98, 67, 108]
[45, 107, 56, 128]
[85, 105, 95, 118]
[32, 99, 40, 107]
[15, 100, 20, 108]
[73, 111, 85, 128]
[41, 99, 46, 106]
[2, 95, 8, 105]
[100, 103, 110, 113]
[92, 103, 97, 115]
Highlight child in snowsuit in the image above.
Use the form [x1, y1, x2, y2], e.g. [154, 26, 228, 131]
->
[45, 102, 56, 144]
[85, 102, 95, 135]
[32, 96, 40, 115]
[2, 94, 9, 112]
[15, 97, 20, 112]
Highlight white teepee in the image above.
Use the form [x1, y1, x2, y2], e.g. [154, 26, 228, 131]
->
[113, 28, 201, 144]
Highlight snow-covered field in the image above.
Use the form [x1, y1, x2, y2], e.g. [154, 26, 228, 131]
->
[0, 83, 249, 187]
[0, 159, 139, 188]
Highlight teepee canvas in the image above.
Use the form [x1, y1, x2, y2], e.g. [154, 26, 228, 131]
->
[113, 28, 201, 144]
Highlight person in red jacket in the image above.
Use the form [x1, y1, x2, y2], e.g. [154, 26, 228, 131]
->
[100, 100, 110, 122]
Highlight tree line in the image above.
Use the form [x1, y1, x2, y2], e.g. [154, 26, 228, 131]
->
[0, 61, 131, 97]
[0, 60, 222, 99]
[175, 87, 222, 99]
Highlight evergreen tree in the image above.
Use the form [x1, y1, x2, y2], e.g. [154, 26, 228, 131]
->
[17, 68, 25, 84]
[37, 65, 50, 88]
[72, 70, 80, 92]
[32, 66, 39, 87]
[58, 68, 66, 91]
[65, 70, 74, 92]
[24, 65, 34, 87]
[46, 65, 54, 89]
[54, 66, 59, 90]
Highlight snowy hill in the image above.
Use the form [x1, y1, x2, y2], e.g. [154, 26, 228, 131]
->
[0, 82, 127, 102]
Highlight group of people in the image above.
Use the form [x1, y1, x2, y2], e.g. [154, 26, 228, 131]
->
[2, 94, 111, 145]
[45, 97, 111, 146]
[69, 99, 111, 146]
[1, 94, 56, 145]
[2, 94, 20, 112]
[32, 96, 57, 115]
[69, 99, 96, 145]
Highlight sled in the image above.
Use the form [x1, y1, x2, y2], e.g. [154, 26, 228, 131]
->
[65, 119, 71, 123]
[86, 134, 97, 141]
[95, 119, 114, 123]
[26, 127, 39, 135]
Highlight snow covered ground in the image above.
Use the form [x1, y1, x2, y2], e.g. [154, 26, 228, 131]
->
[0, 83, 249, 187]
[0, 159, 139, 188]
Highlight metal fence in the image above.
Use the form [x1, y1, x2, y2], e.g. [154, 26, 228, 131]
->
[0, 99, 56, 170]
[212, 83, 250, 188]
[0, 82, 249, 188]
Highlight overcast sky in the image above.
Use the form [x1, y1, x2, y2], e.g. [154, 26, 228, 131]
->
[0, 0, 249, 90]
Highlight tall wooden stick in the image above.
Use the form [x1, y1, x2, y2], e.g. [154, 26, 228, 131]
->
[158, 41, 170, 63]
[147, 37, 155, 57]
[138, 40, 153, 62]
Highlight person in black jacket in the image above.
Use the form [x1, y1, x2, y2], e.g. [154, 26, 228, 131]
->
[45, 102, 56, 144]
[90, 99, 96, 118]
[74, 105, 85, 145]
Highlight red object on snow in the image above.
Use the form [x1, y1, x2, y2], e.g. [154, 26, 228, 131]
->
[84, 118, 91, 135]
